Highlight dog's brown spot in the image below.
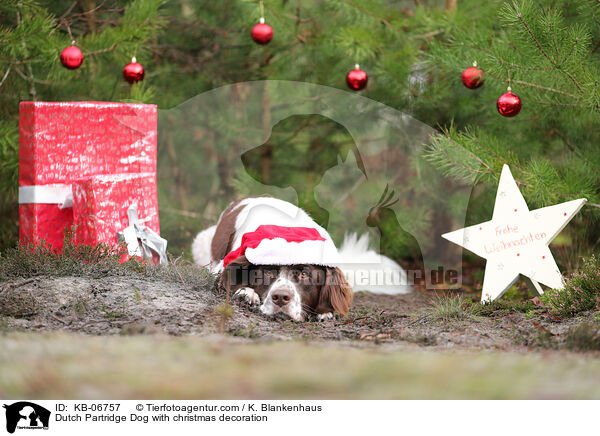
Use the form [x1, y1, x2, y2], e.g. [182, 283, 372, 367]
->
[211, 196, 270, 262]
[210, 198, 246, 262]
[219, 255, 251, 294]
[316, 267, 353, 316]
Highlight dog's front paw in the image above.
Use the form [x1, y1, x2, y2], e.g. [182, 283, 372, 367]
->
[234, 287, 260, 306]
[316, 312, 334, 321]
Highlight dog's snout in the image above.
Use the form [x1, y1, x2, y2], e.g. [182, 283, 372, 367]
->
[271, 289, 293, 307]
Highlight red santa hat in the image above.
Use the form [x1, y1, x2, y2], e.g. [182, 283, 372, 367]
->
[223, 224, 341, 268]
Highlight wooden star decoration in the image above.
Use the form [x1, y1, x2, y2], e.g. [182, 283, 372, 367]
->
[442, 165, 587, 302]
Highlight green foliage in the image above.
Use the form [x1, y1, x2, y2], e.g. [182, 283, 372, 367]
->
[0, 229, 139, 279]
[0, 228, 216, 288]
[427, 295, 476, 322]
[0, 0, 598, 274]
[541, 255, 600, 317]
[0, 0, 167, 250]
[421, 0, 600, 272]
[473, 298, 535, 317]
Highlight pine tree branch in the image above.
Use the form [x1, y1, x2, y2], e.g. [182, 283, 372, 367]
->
[435, 138, 489, 175]
[294, 0, 301, 36]
[534, 101, 584, 107]
[563, 37, 578, 64]
[485, 71, 579, 98]
[471, 135, 505, 164]
[549, 22, 560, 64]
[85, 42, 121, 56]
[414, 30, 444, 40]
[263, 5, 307, 43]
[561, 69, 585, 94]
[460, 43, 553, 71]
[548, 128, 600, 170]
[517, 13, 555, 66]
[12, 66, 53, 85]
[593, 80, 600, 110]
[58, 1, 78, 19]
[16, 9, 36, 100]
[339, 0, 394, 29]
[0, 67, 11, 90]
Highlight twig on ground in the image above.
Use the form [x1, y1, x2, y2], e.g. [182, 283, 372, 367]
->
[50, 314, 67, 324]
[1, 278, 36, 293]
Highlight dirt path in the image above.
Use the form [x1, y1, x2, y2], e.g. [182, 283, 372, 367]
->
[0, 275, 590, 351]
[2, 274, 600, 399]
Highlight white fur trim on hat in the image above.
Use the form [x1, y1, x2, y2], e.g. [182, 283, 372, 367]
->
[244, 237, 341, 267]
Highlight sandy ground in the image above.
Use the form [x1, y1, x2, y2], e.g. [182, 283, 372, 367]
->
[0, 274, 599, 399]
[0, 275, 586, 348]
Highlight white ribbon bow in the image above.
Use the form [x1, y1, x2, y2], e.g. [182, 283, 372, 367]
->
[117, 204, 168, 265]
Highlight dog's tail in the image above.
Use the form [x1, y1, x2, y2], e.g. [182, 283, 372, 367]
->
[337, 232, 413, 294]
[192, 224, 217, 269]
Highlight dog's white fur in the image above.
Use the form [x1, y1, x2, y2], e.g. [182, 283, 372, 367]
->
[234, 287, 260, 306]
[258, 268, 303, 321]
[191, 224, 216, 269]
[337, 232, 412, 294]
[192, 197, 413, 295]
[232, 269, 305, 321]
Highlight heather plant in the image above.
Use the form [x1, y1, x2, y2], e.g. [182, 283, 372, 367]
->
[541, 255, 600, 317]
[0, 229, 215, 287]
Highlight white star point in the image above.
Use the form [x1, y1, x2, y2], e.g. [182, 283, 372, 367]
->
[442, 165, 586, 301]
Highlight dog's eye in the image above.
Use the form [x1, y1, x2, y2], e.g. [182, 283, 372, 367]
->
[264, 271, 275, 279]
[299, 271, 309, 280]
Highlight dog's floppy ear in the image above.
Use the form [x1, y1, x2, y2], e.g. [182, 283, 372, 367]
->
[219, 255, 251, 294]
[316, 267, 353, 316]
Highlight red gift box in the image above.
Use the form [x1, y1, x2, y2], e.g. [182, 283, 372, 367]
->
[19, 102, 158, 251]
[72, 173, 159, 246]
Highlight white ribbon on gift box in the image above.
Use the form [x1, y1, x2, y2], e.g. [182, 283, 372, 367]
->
[117, 203, 168, 265]
[19, 185, 167, 264]
[18, 184, 73, 209]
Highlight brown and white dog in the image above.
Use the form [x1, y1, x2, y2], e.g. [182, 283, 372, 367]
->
[192, 196, 412, 321]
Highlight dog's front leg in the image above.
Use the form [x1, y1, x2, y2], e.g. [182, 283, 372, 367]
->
[316, 312, 334, 321]
[233, 287, 261, 306]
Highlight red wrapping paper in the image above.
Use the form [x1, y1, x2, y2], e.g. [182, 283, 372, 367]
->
[72, 174, 159, 246]
[19, 102, 158, 251]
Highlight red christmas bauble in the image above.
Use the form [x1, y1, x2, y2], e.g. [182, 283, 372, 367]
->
[251, 19, 273, 45]
[123, 57, 145, 84]
[60, 45, 84, 70]
[346, 64, 368, 91]
[461, 66, 484, 89]
[497, 90, 522, 117]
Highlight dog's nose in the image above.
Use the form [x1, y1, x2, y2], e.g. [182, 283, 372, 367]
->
[271, 289, 293, 307]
